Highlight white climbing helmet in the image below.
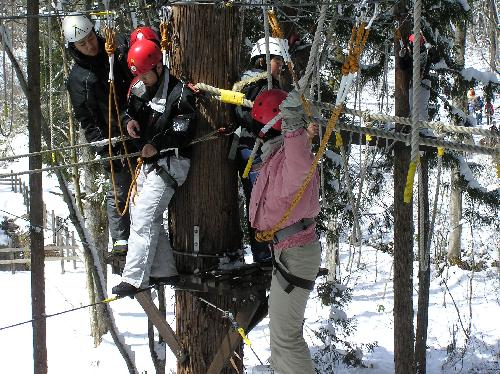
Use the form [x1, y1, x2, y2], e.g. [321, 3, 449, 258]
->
[250, 37, 290, 63]
[62, 14, 94, 44]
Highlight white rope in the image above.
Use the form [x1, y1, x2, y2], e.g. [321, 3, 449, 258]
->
[299, 2, 329, 96]
[262, 7, 273, 90]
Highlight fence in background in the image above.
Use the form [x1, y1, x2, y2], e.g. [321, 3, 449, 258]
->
[0, 171, 81, 273]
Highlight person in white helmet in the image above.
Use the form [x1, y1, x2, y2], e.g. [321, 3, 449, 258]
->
[63, 14, 135, 258]
[233, 37, 287, 264]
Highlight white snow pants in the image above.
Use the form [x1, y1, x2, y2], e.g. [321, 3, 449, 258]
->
[121, 155, 190, 288]
[269, 240, 322, 374]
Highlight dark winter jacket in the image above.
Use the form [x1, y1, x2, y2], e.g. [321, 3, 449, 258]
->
[234, 69, 280, 148]
[398, 42, 440, 81]
[123, 71, 196, 158]
[66, 33, 133, 156]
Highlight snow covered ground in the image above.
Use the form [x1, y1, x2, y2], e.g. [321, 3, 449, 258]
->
[1, 236, 499, 373]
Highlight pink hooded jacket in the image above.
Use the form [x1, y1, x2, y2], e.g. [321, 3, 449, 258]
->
[249, 128, 320, 250]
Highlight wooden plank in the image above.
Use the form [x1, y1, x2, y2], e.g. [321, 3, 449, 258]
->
[0, 256, 81, 265]
[135, 291, 188, 364]
[206, 299, 264, 374]
[0, 245, 79, 253]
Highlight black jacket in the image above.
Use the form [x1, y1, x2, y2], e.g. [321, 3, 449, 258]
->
[66, 33, 133, 155]
[123, 71, 196, 158]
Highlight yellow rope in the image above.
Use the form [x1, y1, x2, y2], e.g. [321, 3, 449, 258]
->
[255, 24, 370, 242]
[268, 10, 284, 39]
[104, 25, 135, 217]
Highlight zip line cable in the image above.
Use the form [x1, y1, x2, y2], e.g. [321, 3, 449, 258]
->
[0, 294, 126, 332]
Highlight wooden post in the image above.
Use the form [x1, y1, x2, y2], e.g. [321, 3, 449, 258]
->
[10, 248, 15, 274]
[10, 170, 14, 191]
[13, 174, 17, 193]
[58, 218, 64, 274]
[71, 231, 76, 270]
[51, 210, 56, 245]
[43, 203, 47, 229]
[27, 1, 47, 370]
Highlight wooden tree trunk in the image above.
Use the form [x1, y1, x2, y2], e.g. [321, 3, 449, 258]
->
[393, 2, 415, 373]
[169, 5, 243, 374]
[488, 0, 498, 72]
[27, 2, 47, 373]
[415, 154, 431, 374]
[448, 19, 467, 263]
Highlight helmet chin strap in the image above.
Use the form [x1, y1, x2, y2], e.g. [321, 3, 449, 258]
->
[148, 64, 170, 113]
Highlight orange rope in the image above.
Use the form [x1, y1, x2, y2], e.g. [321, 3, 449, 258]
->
[104, 26, 135, 217]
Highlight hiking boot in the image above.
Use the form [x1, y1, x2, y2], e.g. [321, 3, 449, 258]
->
[149, 275, 180, 286]
[112, 281, 139, 297]
[111, 240, 128, 256]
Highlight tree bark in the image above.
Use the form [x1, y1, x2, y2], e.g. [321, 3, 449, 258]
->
[393, 2, 415, 373]
[448, 19, 467, 263]
[28, 2, 47, 373]
[169, 5, 243, 374]
[415, 154, 431, 374]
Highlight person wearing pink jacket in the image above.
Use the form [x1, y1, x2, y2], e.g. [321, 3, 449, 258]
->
[249, 89, 321, 374]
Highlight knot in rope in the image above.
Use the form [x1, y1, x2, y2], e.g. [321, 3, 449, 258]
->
[104, 26, 116, 56]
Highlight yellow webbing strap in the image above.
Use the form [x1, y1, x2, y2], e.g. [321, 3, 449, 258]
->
[335, 132, 343, 148]
[242, 157, 254, 179]
[219, 89, 246, 106]
[237, 327, 252, 346]
[403, 159, 419, 203]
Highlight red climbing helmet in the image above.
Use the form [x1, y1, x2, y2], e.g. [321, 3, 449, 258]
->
[127, 39, 162, 76]
[251, 89, 288, 134]
[130, 26, 160, 46]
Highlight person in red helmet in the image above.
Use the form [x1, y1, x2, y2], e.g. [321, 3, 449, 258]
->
[129, 26, 160, 46]
[249, 89, 320, 374]
[112, 37, 196, 297]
